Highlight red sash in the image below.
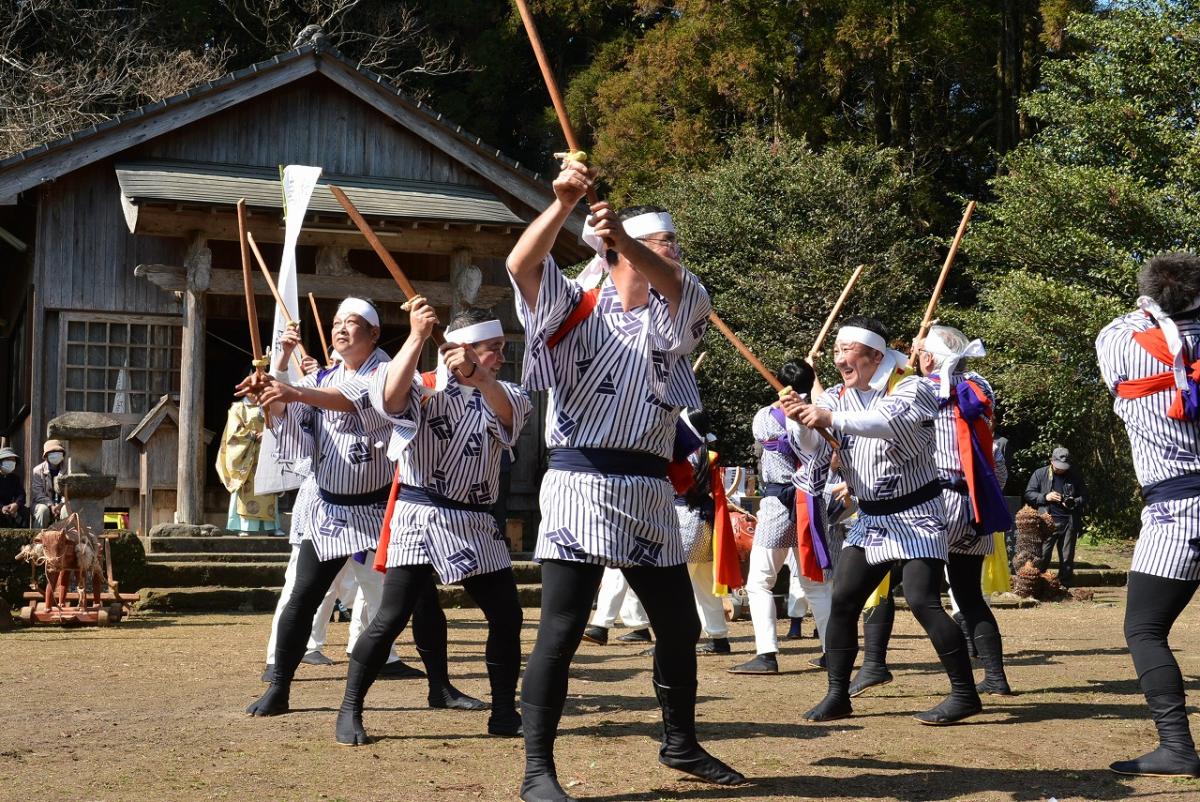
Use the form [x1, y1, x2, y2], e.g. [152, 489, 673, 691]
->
[795, 489, 823, 582]
[374, 371, 439, 572]
[547, 287, 601, 349]
[1114, 328, 1200, 420]
[709, 453, 743, 589]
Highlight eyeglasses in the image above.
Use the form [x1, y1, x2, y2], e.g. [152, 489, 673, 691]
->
[639, 235, 679, 247]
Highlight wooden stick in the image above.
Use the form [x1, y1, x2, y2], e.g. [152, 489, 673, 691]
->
[308, 292, 333, 368]
[911, 201, 976, 360]
[691, 351, 707, 374]
[245, 232, 308, 371]
[809, 264, 866, 361]
[237, 199, 269, 424]
[327, 184, 446, 346]
[512, 0, 598, 207]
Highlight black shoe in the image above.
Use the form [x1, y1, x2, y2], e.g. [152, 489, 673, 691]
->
[335, 657, 378, 746]
[520, 702, 575, 802]
[786, 617, 805, 640]
[377, 659, 425, 679]
[654, 681, 746, 786]
[429, 685, 487, 711]
[1110, 746, 1200, 778]
[848, 663, 893, 697]
[803, 647, 855, 722]
[973, 630, 1013, 695]
[581, 625, 609, 646]
[697, 638, 731, 655]
[1110, 688, 1200, 777]
[616, 628, 652, 644]
[914, 647, 982, 725]
[488, 706, 523, 737]
[246, 682, 290, 717]
[808, 654, 826, 669]
[301, 649, 334, 666]
[728, 653, 778, 674]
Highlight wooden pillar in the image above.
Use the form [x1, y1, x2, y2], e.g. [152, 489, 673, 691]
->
[449, 247, 480, 318]
[176, 233, 210, 524]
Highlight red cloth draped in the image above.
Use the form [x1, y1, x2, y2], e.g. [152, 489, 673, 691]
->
[795, 489, 823, 582]
[709, 453, 743, 589]
[953, 379, 995, 526]
[1114, 328, 1200, 420]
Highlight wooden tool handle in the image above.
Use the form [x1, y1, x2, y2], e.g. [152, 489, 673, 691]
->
[809, 264, 866, 361]
[912, 201, 976, 358]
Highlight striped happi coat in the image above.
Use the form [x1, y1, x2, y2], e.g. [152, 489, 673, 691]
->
[795, 375, 948, 565]
[514, 255, 710, 568]
[1098, 311, 1200, 580]
[930, 370, 995, 557]
[272, 349, 392, 561]
[753, 405, 801, 550]
[370, 366, 532, 583]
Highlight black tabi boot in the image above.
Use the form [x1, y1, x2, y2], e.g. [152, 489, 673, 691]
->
[336, 657, 381, 746]
[848, 603, 895, 698]
[520, 702, 575, 802]
[803, 647, 856, 722]
[973, 630, 1013, 696]
[953, 611, 978, 658]
[914, 647, 983, 725]
[653, 681, 746, 785]
[786, 617, 805, 640]
[417, 644, 486, 711]
[1110, 689, 1200, 778]
[247, 649, 300, 716]
[486, 659, 522, 737]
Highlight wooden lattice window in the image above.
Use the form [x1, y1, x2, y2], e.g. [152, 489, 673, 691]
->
[61, 315, 182, 416]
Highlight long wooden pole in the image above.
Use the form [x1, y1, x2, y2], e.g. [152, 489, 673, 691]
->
[237, 199, 269, 425]
[327, 184, 446, 346]
[910, 200, 976, 360]
[245, 231, 308, 371]
[308, 292, 333, 368]
[809, 264, 866, 362]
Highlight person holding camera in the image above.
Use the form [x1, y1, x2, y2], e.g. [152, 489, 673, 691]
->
[1023, 446, 1087, 587]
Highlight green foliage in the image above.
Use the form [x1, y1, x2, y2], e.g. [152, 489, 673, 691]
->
[966, 0, 1200, 534]
[652, 135, 933, 461]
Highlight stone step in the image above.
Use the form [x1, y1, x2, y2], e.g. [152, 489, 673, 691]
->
[139, 535, 292, 555]
[142, 561, 287, 588]
[145, 552, 290, 564]
[1065, 568, 1127, 587]
[135, 584, 544, 613]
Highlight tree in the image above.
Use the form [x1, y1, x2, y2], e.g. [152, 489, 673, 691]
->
[965, 0, 1200, 535]
[651, 134, 934, 461]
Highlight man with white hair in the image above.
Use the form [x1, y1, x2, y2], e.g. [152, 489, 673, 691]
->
[334, 300, 532, 744]
[847, 325, 1013, 698]
[1098, 252, 1200, 778]
[245, 297, 478, 718]
[785, 315, 982, 725]
[508, 159, 743, 801]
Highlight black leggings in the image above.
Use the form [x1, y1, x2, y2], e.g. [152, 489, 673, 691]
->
[351, 564, 523, 681]
[274, 540, 445, 683]
[946, 553, 1001, 642]
[521, 561, 701, 710]
[1125, 571, 1200, 698]
[826, 547, 961, 656]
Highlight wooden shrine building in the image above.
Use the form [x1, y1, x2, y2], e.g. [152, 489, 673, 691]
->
[0, 41, 588, 544]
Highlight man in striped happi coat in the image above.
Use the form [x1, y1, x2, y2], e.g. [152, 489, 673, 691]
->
[508, 158, 743, 802]
[785, 316, 982, 725]
[730, 359, 832, 675]
[1097, 253, 1200, 778]
[846, 325, 1014, 699]
[245, 298, 473, 717]
[334, 300, 532, 745]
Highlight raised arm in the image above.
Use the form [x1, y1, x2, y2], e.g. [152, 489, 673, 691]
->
[507, 160, 594, 309]
[382, 296, 437, 416]
[588, 201, 685, 313]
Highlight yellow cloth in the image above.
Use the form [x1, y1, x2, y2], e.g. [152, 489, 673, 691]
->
[981, 532, 1012, 594]
[215, 401, 276, 522]
[864, 572, 891, 609]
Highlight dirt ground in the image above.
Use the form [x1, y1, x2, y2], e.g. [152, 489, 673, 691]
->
[2, 583, 1200, 802]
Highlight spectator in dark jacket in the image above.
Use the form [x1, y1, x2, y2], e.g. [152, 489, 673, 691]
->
[1024, 446, 1087, 587]
[0, 446, 28, 528]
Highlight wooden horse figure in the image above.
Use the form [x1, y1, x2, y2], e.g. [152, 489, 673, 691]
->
[17, 512, 104, 609]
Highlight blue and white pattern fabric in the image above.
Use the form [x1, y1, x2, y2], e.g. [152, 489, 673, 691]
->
[792, 376, 948, 565]
[271, 348, 392, 561]
[754, 405, 801, 550]
[369, 366, 532, 583]
[1098, 310, 1200, 580]
[512, 255, 711, 568]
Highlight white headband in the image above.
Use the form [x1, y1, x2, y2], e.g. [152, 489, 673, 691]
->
[577, 212, 678, 290]
[924, 329, 986, 398]
[1138, 295, 1189, 390]
[444, 319, 504, 345]
[336, 297, 379, 328]
[835, 325, 907, 392]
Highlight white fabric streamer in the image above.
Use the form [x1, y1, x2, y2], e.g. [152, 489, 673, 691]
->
[924, 330, 987, 398]
[1138, 295, 1189, 390]
[835, 326, 908, 392]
